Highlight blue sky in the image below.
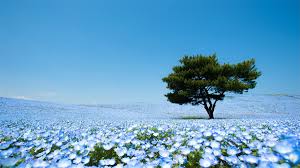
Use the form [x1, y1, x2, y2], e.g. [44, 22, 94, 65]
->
[0, 0, 299, 104]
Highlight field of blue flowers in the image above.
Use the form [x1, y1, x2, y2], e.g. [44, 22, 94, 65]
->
[0, 95, 299, 167]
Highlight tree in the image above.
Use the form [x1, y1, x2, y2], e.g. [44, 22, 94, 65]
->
[162, 54, 261, 119]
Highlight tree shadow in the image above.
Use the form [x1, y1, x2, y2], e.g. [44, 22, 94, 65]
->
[175, 116, 227, 120]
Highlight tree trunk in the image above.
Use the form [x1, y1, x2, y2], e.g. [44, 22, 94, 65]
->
[204, 107, 214, 119]
[208, 110, 214, 119]
[203, 97, 216, 119]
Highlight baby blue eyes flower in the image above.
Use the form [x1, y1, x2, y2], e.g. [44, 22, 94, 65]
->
[274, 140, 294, 154]
[180, 147, 191, 155]
[227, 146, 240, 155]
[200, 158, 212, 167]
[0, 120, 299, 167]
[210, 141, 220, 149]
[159, 150, 169, 158]
[244, 155, 258, 164]
[57, 158, 72, 168]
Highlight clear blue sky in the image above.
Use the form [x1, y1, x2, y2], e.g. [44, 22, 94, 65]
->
[0, 0, 299, 104]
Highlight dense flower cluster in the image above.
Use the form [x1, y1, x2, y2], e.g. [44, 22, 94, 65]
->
[0, 119, 299, 167]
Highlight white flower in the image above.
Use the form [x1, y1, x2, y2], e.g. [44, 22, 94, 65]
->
[199, 158, 211, 168]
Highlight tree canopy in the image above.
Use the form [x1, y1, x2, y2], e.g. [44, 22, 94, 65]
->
[162, 54, 261, 119]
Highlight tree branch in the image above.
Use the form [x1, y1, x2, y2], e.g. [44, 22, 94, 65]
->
[212, 99, 218, 112]
[204, 88, 212, 109]
[202, 97, 209, 114]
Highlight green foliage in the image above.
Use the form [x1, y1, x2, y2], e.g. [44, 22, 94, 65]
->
[184, 150, 203, 168]
[183, 149, 231, 168]
[29, 147, 45, 157]
[0, 136, 12, 142]
[15, 158, 25, 167]
[162, 54, 261, 119]
[86, 144, 120, 166]
[50, 144, 60, 153]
